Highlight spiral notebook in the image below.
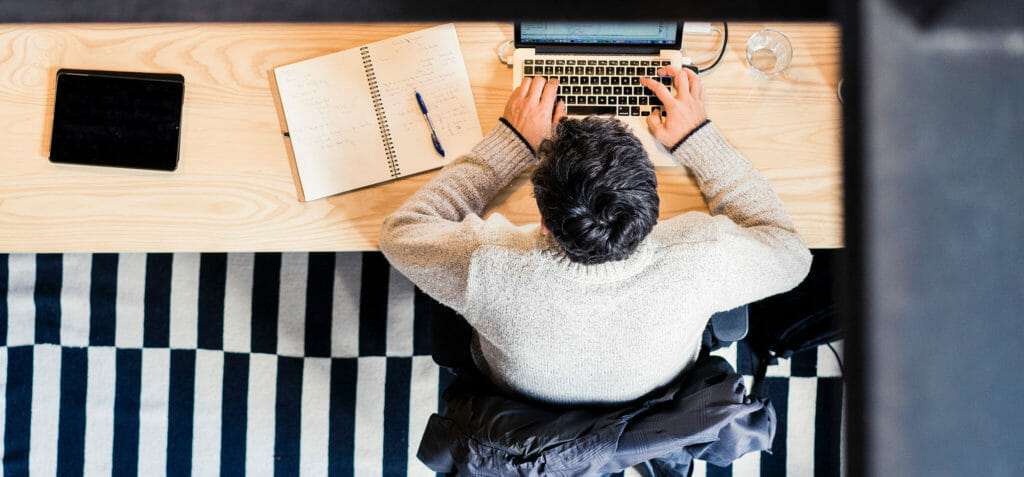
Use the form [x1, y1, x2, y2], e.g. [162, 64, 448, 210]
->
[273, 24, 482, 201]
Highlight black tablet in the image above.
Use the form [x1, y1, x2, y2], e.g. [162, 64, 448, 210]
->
[49, 69, 185, 171]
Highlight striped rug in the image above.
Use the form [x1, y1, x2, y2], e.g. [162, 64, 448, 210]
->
[0, 252, 843, 476]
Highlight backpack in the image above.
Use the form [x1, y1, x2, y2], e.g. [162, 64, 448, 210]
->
[744, 248, 845, 395]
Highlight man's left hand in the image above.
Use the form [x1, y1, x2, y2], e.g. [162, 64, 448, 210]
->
[502, 76, 566, 151]
[639, 67, 707, 148]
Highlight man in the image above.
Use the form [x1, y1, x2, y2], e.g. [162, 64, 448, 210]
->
[379, 67, 811, 405]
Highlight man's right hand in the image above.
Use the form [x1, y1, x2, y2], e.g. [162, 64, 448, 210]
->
[502, 76, 566, 151]
[639, 66, 708, 148]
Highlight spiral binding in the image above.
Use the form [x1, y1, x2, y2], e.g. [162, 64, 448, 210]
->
[361, 46, 400, 178]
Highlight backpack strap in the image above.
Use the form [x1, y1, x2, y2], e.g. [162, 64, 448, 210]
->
[750, 350, 772, 398]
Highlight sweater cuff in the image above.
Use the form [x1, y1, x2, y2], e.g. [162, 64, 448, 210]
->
[471, 121, 540, 182]
[669, 119, 712, 153]
[498, 117, 536, 156]
[669, 121, 743, 177]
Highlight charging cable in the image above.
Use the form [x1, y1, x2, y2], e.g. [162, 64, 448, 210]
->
[687, 22, 729, 73]
[497, 39, 514, 67]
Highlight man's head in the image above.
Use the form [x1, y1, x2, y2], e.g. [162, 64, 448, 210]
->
[532, 117, 659, 265]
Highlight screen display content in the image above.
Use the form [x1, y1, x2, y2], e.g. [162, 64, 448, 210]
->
[519, 22, 678, 45]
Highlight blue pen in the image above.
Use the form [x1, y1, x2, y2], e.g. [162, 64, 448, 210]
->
[415, 90, 445, 158]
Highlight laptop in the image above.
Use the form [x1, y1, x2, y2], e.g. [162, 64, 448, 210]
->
[512, 22, 693, 166]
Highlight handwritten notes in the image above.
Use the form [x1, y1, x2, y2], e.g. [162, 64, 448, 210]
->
[275, 68, 374, 153]
[369, 25, 482, 173]
[274, 24, 482, 200]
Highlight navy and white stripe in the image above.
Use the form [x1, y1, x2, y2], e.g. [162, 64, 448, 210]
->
[0, 252, 843, 476]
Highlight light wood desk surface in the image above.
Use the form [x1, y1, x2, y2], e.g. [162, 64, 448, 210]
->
[0, 23, 842, 252]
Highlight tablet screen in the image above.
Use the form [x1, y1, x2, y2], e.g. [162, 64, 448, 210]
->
[50, 69, 184, 171]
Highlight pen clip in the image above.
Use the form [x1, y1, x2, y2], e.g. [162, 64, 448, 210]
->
[415, 90, 428, 114]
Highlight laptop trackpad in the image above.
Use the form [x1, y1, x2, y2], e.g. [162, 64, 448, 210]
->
[614, 116, 678, 168]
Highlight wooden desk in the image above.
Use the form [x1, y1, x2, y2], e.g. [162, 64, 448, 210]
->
[0, 23, 842, 251]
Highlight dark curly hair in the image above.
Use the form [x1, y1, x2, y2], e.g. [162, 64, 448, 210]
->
[532, 117, 659, 265]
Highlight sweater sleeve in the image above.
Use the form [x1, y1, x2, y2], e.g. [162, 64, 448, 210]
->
[671, 121, 813, 311]
[378, 121, 537, 311]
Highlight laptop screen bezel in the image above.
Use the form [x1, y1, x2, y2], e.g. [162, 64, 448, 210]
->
[514, 21, 683, 54]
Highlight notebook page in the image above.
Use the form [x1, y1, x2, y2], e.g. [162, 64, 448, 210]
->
[275, 49, 394, 200]
[369, 24, 483, 177]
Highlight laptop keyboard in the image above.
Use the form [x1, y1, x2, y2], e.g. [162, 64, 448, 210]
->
[522, 58, 674, 117]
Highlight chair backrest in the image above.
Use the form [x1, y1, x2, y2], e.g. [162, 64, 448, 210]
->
[704, 305, 749, 353]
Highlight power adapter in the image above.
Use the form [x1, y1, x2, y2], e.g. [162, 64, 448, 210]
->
[683, 22, 713, 35]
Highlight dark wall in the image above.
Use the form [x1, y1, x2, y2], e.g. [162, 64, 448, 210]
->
[844, 0, 1024, 475]
[0, 0, 833, 22]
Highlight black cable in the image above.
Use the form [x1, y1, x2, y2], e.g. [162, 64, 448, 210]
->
[698, 22, 729, 73]
[827, 341, 845, 380]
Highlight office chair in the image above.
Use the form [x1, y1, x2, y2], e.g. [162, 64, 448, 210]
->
[422, 300, 756, 477]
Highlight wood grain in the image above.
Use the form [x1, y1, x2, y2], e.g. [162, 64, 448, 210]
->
[0, 23, 842, 251]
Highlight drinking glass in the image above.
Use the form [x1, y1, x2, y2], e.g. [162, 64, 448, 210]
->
[745, 29, 793, 76]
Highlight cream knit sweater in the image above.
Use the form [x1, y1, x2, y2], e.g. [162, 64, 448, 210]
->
[379, 120, 811, 405]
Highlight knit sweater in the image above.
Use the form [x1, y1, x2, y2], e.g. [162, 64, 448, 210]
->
[379, 120, 812, 405]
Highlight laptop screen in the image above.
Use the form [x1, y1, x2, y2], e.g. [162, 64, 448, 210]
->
[518, 22, 679, 46]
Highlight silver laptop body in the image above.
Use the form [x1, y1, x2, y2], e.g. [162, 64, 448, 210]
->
[512, 22, 692, 166]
